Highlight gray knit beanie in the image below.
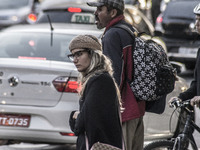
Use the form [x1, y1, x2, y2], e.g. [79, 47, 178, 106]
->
[69, 35, 102, 51]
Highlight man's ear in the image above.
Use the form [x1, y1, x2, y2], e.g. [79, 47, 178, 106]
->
[111, 9, 117, 18]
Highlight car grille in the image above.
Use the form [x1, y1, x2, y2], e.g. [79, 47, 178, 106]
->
[163, 23, 198, 39]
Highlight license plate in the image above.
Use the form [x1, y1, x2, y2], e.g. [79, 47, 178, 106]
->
[0, 114, 30, 127]
[179, 47, 198, 55]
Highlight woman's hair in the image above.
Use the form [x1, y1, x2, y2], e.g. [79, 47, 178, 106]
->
[78, 49, 122, 107]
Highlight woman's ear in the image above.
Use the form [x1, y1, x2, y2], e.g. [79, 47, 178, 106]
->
[111, 9, 117, 18]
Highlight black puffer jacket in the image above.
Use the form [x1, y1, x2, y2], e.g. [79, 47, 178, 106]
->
[178, 48, 200, 100]
[69, 72, 122, 150]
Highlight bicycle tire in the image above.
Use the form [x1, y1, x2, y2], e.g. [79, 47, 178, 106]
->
[144, 140, 174, 150]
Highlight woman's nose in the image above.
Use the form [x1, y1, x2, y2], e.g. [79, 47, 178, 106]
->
[73, 57, 78, 63]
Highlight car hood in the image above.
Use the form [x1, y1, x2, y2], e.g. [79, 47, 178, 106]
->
[0, 58, 78, 107]
[163, 1, 199, 23]
[0, 7, 30, 16]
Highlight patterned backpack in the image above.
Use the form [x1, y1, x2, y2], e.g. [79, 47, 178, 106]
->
[115, 24, 177, 101]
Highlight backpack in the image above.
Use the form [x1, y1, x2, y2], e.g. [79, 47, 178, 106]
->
[115, 24, 177, 101]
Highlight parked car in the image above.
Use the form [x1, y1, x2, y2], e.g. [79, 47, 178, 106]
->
[155, 0, 200, 69]
[0, 22, 188, 144]
[0, 0, 41, 29]
[0, 23, 103, 144]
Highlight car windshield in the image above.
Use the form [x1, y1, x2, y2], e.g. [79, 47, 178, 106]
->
[0, 32, 75, 62]
[0, 0, 30, 9]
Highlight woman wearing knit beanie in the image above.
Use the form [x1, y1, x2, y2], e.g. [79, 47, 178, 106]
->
[68, 35, 123, 150]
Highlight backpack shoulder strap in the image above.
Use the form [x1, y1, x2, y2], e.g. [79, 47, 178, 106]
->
[114, 24, 138, 38]
[114, 24, 149, 39]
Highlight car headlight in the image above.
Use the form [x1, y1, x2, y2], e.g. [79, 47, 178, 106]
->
[10, 16, 19, 22]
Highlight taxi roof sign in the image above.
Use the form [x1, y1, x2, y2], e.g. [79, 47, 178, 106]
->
[71, 13, 95, 24]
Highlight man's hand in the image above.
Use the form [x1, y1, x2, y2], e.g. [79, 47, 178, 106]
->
[190, 96, 200, 107]
[168, 97, 181, 106]
[73, 111, 80, 119]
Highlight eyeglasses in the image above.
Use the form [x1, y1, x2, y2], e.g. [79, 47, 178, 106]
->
[67, 49, 90, 61]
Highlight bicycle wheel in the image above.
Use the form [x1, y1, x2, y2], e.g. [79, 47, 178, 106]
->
[144, 140, 174, 150]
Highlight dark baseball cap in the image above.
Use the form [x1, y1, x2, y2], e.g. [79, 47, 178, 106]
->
[87, 0, 124, 11]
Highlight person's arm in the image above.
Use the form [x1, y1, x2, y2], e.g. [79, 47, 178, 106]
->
[102, 30, 123, 86]
[178, 49, 200, 100]
[168, 50, 200, 105]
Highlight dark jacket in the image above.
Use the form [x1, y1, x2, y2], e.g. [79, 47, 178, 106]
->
[178, 48, 200, 100]
[69, 72, 122, 150]
[102, 15, 145, 122]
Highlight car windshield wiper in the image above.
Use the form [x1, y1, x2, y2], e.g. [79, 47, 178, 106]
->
[47, 14, 54, 47]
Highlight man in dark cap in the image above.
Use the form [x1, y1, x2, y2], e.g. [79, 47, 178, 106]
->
[87, 0, 146, 149]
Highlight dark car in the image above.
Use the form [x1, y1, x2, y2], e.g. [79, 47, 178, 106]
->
[0, 0, 41, 29]
[155, 0, 200, 69]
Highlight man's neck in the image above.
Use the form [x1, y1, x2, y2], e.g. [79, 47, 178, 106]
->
[105, 15, 125, 31]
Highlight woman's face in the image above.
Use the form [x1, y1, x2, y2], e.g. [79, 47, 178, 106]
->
[70, 49, 91, 73]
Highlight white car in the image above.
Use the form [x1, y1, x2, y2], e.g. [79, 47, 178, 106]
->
[0, 23, 103, 144]
[0, 22, 188, 145]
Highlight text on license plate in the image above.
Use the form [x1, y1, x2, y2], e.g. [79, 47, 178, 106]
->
[179, 47, 198, 55]
[0, 114, 30, 127]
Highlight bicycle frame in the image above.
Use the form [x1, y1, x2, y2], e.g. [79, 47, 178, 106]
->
[144, 100, 200, 150]
[172, 106, 200, 150]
